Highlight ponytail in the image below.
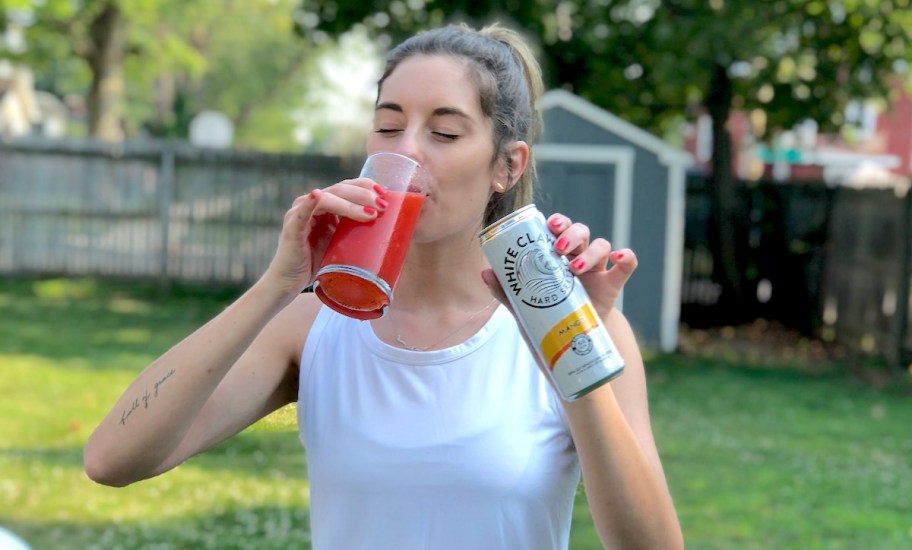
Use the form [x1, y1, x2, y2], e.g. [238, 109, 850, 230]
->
[479, 24, 543, 224]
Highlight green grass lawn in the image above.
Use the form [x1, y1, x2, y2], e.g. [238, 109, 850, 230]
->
[1, 278, 910, 549]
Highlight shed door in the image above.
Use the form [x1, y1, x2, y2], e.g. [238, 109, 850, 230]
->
[536, 161, 616, 244]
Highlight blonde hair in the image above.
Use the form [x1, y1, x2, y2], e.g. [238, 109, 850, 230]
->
[378, 23, 545, 226]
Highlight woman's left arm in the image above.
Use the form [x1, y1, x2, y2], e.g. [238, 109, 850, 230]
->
[563, 310, 683, 549]
[544, 213, 683, 549]
[482, 212, 684, 548]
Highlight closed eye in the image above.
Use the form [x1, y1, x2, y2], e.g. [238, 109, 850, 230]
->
[433, 132, 459, 141]
[375, 128, 402, 135]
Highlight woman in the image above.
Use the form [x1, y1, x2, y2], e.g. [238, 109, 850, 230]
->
[84, 23, 683, 549]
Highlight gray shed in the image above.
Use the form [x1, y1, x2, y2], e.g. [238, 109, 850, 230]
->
[534, 90, 692, 352]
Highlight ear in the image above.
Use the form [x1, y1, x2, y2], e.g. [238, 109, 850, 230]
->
[492, 140, 530, 193]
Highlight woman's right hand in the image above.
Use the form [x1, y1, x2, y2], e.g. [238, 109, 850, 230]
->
[263, 177, 389, 297]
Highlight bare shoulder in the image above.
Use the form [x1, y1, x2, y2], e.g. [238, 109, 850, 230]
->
[207, 290, 324, 411]
[271, 290, 324, 331]
[260, 290, 325, 366]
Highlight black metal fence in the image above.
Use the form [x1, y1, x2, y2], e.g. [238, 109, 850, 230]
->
[682, 174, 912, 366]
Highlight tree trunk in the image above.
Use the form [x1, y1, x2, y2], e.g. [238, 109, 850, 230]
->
[706, 62, 746, 320]
[85, 2, 125, 141]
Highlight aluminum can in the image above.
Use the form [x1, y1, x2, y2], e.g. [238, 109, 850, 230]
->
[479, 204, 625, 400]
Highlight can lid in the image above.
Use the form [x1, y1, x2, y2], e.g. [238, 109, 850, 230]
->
[478, 204, 539, 245]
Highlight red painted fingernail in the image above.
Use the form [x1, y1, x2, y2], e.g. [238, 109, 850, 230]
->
[373, 183, 386, 195]
[363, 206, 377, 215]
[309, 189, 319, 199]
[571, 258, 585, 270]
[555, 237, 570, 252]
[549, 217, 562, 228]
[375, 197, 389, 209]
[614, 252, 625, 260]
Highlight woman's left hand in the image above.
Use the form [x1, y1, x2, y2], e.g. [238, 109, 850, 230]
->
[481, 212, 637, 321]
[542, 213, 637, 318]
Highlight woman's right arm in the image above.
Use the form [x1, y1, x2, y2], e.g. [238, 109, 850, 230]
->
[83, 274, 302, 487]
[84, 182, 386, 487]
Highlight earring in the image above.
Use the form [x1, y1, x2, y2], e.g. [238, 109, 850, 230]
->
[494, 182, 506, 192]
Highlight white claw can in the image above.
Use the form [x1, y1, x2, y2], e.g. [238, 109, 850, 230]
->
[479, 205, 625, 401]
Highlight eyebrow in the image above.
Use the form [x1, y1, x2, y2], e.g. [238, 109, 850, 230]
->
[375, 102, 473, 120]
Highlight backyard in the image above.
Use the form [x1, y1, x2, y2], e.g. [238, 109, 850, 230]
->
[1, 277, 910, 549]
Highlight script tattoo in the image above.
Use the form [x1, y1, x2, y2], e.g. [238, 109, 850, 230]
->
[120, 368, 177, 426]
[154, 368, 176, 397]
[120, 398, 140, 426]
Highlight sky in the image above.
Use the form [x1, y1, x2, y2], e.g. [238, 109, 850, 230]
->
[295, 29, 382, 154]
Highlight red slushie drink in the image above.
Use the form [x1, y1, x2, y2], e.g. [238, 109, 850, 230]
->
[313, 153, 428, 320]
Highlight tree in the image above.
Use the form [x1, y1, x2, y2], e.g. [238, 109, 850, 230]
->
[552, 0, 912, 318]
[0, 0, 203, 141]
[130, 0, 323, 151]
[1, 0, 319, 150]
[294, 0, 912, 317]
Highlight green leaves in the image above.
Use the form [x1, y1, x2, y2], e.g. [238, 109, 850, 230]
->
[1, 0, 323, 149]
[292, 0, 912, 142]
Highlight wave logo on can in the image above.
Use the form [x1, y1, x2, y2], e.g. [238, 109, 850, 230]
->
[503, 231, 574, 308]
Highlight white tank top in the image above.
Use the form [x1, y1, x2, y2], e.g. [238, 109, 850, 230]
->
[298, 305, 581, 550]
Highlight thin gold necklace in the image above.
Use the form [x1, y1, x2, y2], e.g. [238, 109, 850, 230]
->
[393, 298, 498, 351]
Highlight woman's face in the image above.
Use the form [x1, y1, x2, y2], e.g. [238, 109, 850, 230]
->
[368, 54, 503, 244]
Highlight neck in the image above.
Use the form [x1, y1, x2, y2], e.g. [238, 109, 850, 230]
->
[390, 296, 498, 352]
[392, 238, 492, 312]
[373, 236, 500, 351]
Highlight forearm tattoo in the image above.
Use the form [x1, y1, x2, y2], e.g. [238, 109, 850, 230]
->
[120, 368, 176, 426]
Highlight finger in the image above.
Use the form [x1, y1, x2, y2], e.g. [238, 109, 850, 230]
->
[546, 213, 570, 235]
[278, 192, 328, 253]
[578, 248, 638, 315]
[553, 222, 591, 257]
[292, 178, 382, 216]
[567, 237, 612, 274]
[302, 192, 338, 252]
[285, 190, 321, 231]
[325, 176, 384, 197]
[589, 248, 638, 292]
[547, 213, 591, 256]
[605, 248, 638, 286]
[310, 184, 385, 221]
[327, 178, 390, 204]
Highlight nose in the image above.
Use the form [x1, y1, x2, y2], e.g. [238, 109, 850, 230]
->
[392, 129, 423, 165]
